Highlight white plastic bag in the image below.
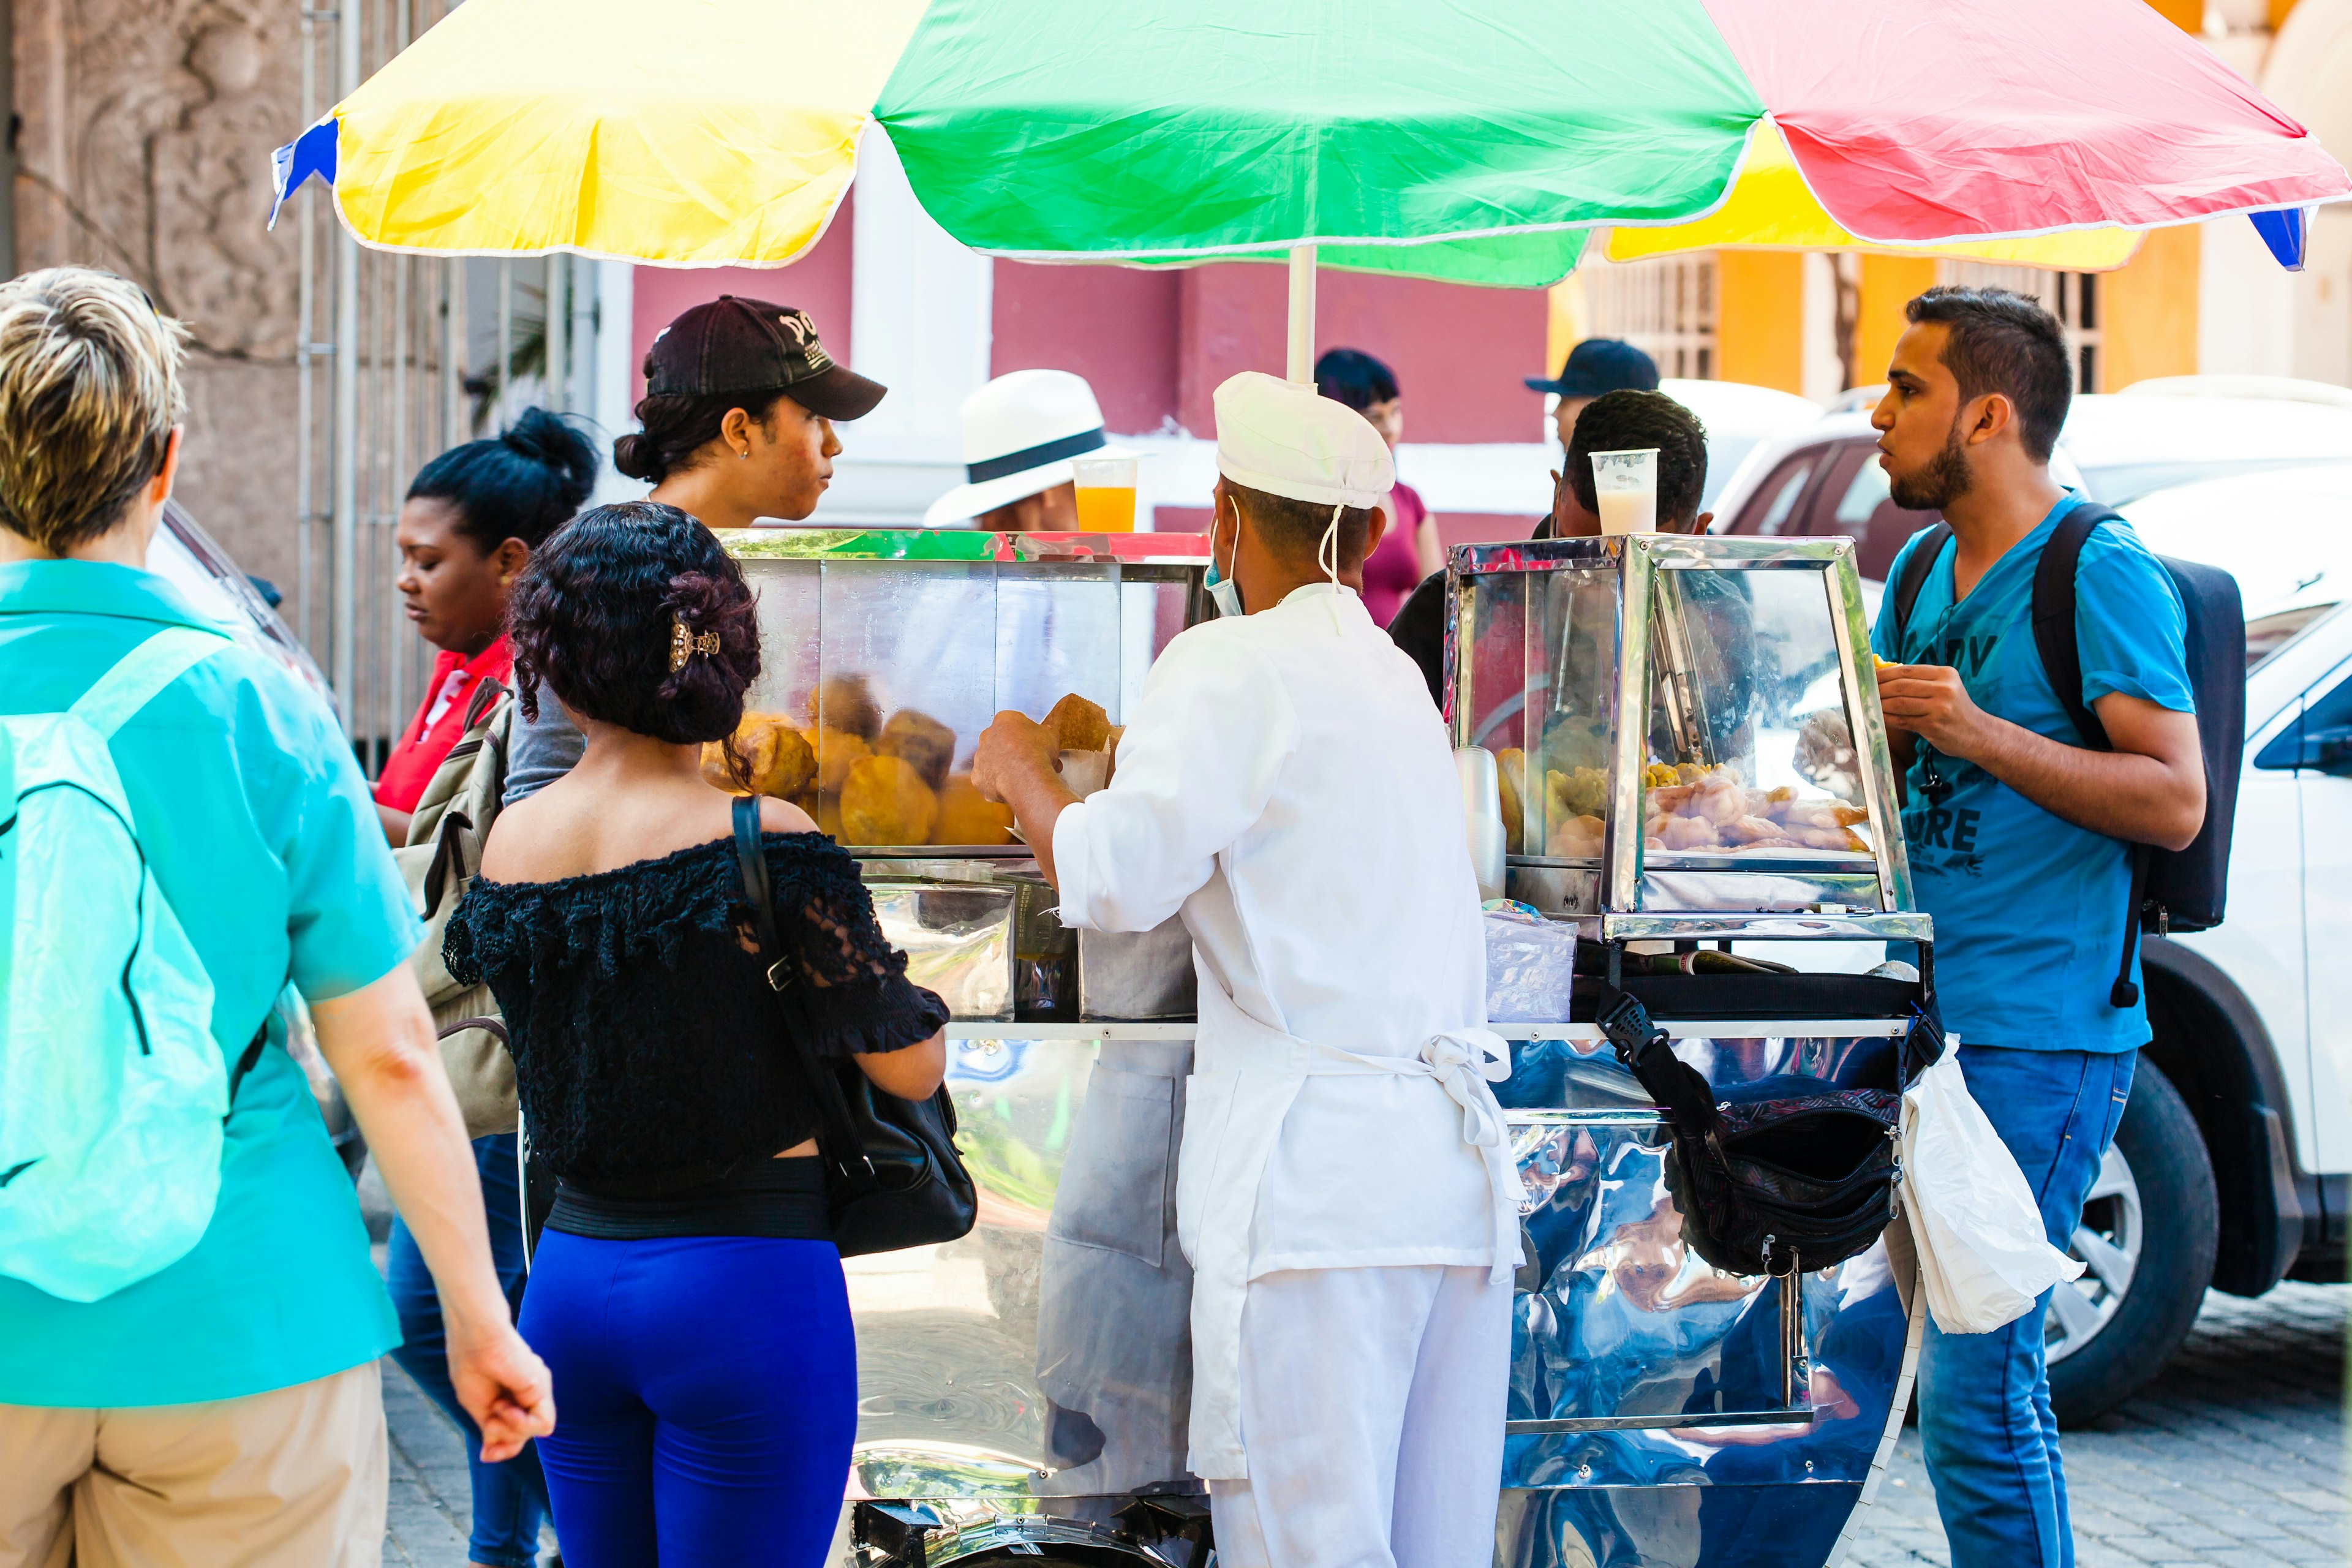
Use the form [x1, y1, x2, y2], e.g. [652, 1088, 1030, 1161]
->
[1482, 905, 1578, 1023]
[1899, 1050, 2087, 1335]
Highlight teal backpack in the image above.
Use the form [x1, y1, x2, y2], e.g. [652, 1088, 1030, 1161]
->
[0, 626, 239, 1302]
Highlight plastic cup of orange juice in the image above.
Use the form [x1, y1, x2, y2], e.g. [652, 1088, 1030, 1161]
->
[1072, 455, 1139, 533]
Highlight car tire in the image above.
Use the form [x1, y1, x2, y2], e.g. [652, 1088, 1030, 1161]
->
[2046, 1058, 2217, 1427]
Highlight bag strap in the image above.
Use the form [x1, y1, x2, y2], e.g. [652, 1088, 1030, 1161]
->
[2029, 503, 2117, 753]
[1594, 988, 1721, 1136]
[70, 627, 231, 739]
[459, 676, 508, 735]
[732, 795, 875, 1186]
[1888, 522, 1953, 655]
[2024, 503, 2152, 1008]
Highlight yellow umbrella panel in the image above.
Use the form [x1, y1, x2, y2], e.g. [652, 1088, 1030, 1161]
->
[1607, 123, 2145, 271]
[327, 0, 926, 265]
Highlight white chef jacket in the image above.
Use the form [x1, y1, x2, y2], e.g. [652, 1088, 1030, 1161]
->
[1052, 582, 1521, 1479]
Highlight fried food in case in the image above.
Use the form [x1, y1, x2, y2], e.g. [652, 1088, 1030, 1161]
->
[840, 754, 940, 845]
[808, 676, 882, 743]
[1639, 763, 1871, 855]
[809, 728, 873, 793]
[701, 712, 816, 799]
[1044, 692, 1111, 753]
[931, 775, 1014, 845]
[877, 708, 956, 790]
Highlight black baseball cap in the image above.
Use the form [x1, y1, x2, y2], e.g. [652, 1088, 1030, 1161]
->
[1525, 337, 1660, 398]
[643, 295, 886, 421]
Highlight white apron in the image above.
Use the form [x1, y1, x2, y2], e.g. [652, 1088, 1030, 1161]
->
[1175, 977, 1523, 1481]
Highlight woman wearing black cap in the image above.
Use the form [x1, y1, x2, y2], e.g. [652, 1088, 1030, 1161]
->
[505, 298, 886, 805]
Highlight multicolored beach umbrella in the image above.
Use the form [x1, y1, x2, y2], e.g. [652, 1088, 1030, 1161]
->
[274, 0, 2349, 285]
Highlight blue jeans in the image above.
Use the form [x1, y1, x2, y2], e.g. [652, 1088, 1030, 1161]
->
[386, 1131, 552, 1568]
[519, 1232, 858, 1568]
[1918, 1044, 2136, 1568]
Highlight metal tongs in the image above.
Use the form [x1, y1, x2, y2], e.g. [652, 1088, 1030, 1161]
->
[1649, 571, 1716, 768]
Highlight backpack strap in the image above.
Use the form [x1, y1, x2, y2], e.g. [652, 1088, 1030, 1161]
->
[1888, 522, 1954, 655]
[70, 627, 231, 739]
[2029, 503, 2119, 753]
[2024, 502, 2150, 1008]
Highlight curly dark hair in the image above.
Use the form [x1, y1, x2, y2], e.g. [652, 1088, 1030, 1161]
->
[506, 500, 761, 745]
[1566, 389, 1709, 526]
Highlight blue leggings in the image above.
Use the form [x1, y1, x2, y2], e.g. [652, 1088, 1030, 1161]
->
[518, 1231, 858, 1568]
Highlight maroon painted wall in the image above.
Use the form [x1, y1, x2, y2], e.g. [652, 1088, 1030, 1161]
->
[1174, 263, 1550, 443]
[999, 260, 1550, 443]
[991, 262, 1182, 436]
[630, 190, 858, 403]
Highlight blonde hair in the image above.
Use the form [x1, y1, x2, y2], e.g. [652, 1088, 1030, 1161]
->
[0, 267, 187, 551]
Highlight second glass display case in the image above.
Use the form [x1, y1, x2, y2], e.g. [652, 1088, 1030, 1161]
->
[1447, 533, 1919, 937]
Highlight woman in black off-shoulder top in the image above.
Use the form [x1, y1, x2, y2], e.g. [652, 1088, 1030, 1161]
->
[446, 502, 946, 1567]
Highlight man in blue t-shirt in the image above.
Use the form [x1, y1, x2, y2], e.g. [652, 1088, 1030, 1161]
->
[1866, 288, 2206, 1568]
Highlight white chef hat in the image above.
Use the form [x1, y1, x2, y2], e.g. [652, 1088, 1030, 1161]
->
[1213, 371, 1394, 510]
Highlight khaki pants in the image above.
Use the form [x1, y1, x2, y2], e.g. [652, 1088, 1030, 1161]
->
[0, 1363, 386, 1568]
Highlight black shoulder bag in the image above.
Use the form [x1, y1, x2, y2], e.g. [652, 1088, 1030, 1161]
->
[1595, 987, 1939, 1278]
[732, 796, 976, 1257]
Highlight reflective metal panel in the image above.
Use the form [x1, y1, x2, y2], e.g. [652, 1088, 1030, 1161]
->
[849, 1027, 1910, 1527]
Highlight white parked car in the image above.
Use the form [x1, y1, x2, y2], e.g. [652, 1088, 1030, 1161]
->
[1714, 399, 2352, 1421]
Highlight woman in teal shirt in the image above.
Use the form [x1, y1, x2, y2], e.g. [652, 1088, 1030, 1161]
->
[0, 265, 551, 1568]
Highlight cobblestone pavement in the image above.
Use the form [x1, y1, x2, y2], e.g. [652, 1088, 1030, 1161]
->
[379, 1283, 2345, 1567]
[1844, 1283, 2346, 1567]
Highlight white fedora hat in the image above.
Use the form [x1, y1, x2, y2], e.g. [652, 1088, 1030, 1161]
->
[922, 369, 1139, 528]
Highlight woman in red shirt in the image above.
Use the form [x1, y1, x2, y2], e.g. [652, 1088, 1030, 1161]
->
[1314, 348, 1442, 627]
[374, 406, 598, 845]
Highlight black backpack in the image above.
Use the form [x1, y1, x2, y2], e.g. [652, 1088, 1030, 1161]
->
[1890, 505, 2245, 1006]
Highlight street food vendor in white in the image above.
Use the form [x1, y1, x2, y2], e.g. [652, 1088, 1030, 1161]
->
[973, 371, 1521, 1568]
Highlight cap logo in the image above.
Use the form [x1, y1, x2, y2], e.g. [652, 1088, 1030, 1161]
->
[776, 312, 813, 347]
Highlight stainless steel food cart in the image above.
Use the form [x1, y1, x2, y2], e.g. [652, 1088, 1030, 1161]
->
[716, 526, 1928, 1568]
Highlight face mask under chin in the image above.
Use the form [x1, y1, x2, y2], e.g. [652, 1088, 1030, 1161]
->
[1205, 496, 1245, 617]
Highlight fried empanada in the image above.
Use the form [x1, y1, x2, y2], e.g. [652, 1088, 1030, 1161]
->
[807, 676, 883, 743]
[876, 708, 956, 790]
[1661, 814, 1721, 850]
[840, 755, 940, 845]
[1044, 692, 1112, 753]
[808, 728, 873, 793]
[931, 774, 1014, 845]
[701, 713, 816, 800]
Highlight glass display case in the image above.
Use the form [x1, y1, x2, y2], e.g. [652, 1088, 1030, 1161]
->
[718, 529, 1210, 851]
[717, 529, 1212, 1023]
[1447, 533, 1924, 943]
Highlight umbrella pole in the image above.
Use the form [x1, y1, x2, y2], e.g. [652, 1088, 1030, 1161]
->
[1286, 243, 1316, 382]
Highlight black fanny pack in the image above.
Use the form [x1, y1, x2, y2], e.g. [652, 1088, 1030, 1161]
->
[1596, 989, 1943, 1278]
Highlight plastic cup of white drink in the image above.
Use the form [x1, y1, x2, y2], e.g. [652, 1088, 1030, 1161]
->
[1589, 448, 1659, 535]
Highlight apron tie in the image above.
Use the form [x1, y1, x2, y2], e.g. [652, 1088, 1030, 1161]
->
[1420, 1028, 1512, 1150]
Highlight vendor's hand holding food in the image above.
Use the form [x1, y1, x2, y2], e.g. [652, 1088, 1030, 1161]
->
[973, 709, 1065, 807]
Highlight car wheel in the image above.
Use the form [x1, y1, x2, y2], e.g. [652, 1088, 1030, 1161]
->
[2046, 1058, 2217, 1426]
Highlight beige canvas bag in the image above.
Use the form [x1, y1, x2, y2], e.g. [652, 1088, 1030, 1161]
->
[396, 680, 517, 1139]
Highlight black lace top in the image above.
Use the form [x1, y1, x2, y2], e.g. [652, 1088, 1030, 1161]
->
[443, 832, 948, 1195]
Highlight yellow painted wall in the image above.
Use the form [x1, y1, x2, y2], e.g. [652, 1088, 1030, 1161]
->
[2271, 0, 2300, 28]
[1855, 255, 1939, 386]
[2143, 0, 2202, 27]
[2100, 225, 2200, 390]
[1714, 251, 1806, 393]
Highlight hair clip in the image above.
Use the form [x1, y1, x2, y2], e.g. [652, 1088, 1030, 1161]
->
[669, 615, 721, 672]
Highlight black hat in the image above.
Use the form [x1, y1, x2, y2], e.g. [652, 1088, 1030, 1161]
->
[643, 296, 886, 421]
[1525, 337, 1660, 398]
